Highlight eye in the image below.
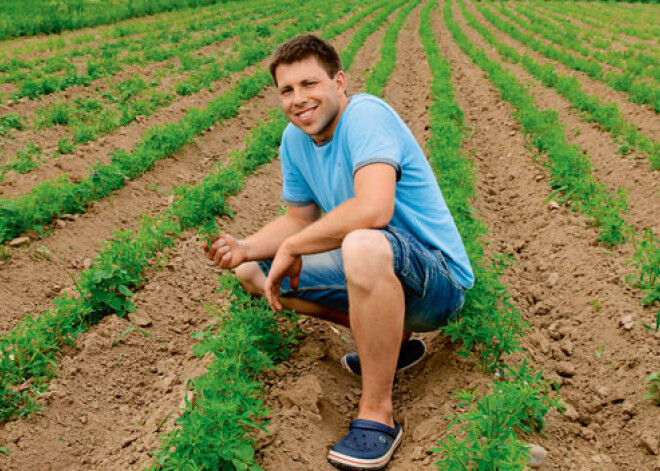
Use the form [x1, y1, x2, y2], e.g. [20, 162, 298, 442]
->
[305, 81, 316, 87]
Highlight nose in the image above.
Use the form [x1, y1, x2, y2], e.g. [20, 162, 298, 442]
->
[292, 87, 307, 106]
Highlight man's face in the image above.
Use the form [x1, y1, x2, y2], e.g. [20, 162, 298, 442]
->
[275, 56, 347, 144]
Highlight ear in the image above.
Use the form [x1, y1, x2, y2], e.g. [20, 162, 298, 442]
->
[334, 70, 347, 95]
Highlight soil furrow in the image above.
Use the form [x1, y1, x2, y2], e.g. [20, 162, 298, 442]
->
[0, 22, 375, 470]
[0, 8, 288, 148]
[0, 13, 286, 171]
[0, 16, 369, 334]
[468, 1, 660, 138]
[532, 5, 660, 50]
[437, 2, 659, 469]
[0, 32, 256, 196]
[0, 35, 239, 172]
[457, 1, 660, 230]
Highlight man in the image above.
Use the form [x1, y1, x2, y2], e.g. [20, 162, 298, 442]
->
[205, 35, 473, 470]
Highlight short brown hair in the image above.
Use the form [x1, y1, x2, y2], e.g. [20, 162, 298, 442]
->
[269, 34, 342, 86]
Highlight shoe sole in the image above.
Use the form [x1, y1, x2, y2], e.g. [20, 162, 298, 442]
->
[339, 342, 427, 376]
[327, 427, 403, 470]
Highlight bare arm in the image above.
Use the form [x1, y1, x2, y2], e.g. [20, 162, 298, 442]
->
[264, 163, 397, 311]
[204, 202, 320, 268]
[282, 163, 397, 256]
[242, 202, 321, 261]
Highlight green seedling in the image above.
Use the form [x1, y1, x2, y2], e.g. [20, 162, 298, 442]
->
[595, 345, 605, 358]
[645, 372, 660, 406]
[33, 245, 53, 261]
[0, 246, 10, 261]
[9, 143, 42, 174]
[589, 298, 602, 312]
[57, 139, 74, 155]
[629, 230, 660, 332]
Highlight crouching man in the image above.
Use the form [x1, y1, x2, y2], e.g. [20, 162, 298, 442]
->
[205, 34, 474, 470]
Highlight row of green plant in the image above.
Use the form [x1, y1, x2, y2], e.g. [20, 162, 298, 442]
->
[0, 0, 372, 244]
[0, 7, 307, 175]
[476, 1, 660, 114]
[535, 2, 660, 57]
[0, 72, 264, 244]
[364, 0, 421, 96]
[0, 4, 229, 75]
[338, 0, 406, 71]
[532, 1, 660, 39]
[453, 0, 629, 246]
[0, 0, 290, 102]
[149, 112, 294, 469]
[496, 3, 660, 87]
[465, 0, 660, 324]
[148, 5, 412, 466]
[0, 0, 399, 422]
[0, 0, 268, 62]
[462, 1, 660, 170]
[538, 0, 660, 41]
[419, 2, 560, 468]
[457, 0, 660, 405]
[0, 0, 257, 41]
[0, 107, 285, 422]
[510, 3, 660, 85]
[151, 274, 299, 471]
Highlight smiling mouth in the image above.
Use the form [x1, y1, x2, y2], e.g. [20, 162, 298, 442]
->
[296, 105, 317, 123]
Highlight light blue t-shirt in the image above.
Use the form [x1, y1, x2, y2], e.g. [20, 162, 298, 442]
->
[279, 93, 474, 289]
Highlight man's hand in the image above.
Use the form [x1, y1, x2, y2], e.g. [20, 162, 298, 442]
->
[203, 234, 248, 269]
[264, 243, 302, 312]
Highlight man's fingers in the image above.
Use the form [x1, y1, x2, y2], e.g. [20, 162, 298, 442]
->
[218, 251, 232, 268]
[264, 280, 274, 309]
[264, 279, 281, 312]
[289, 275, 299, 291]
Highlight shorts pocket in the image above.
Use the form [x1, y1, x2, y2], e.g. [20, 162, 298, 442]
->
[399, 244, 428, 298]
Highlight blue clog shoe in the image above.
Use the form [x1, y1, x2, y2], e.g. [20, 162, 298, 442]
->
[327, 419, 402, 470]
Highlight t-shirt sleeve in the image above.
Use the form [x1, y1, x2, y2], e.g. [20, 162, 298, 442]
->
[280, 140, 315, 206]
[345, 100, 403, 181]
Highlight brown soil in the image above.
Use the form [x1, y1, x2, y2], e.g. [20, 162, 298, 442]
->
[457, 0, 660, 230]
[1, 1, 660, 471]
[440, 2, 660, 470]
[529, 3, 660, 52]
[473, 2, 660, 136]
[0, 11, 369, 333]
[0, 15, 369, 470]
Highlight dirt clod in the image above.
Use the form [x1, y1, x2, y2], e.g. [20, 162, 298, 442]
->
[527, 443, 548, 468]
[128, 311, 152, 327]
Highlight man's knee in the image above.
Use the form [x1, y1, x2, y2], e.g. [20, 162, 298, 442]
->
[342, 229, 394, 288]
[234, 262, 265, 296]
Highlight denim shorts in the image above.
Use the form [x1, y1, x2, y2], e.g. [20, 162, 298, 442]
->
[258, 225, 465, 332]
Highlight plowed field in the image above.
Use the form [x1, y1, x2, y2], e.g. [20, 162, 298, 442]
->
[1, 1, 659, 470]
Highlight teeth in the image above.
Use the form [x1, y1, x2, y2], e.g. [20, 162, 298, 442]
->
[300, 110, 312, 118]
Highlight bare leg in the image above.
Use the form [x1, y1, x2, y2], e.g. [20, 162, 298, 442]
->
[234, 262, 351, 327]
[342, 230, 404, 428]
[235, 257, 410, 424]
